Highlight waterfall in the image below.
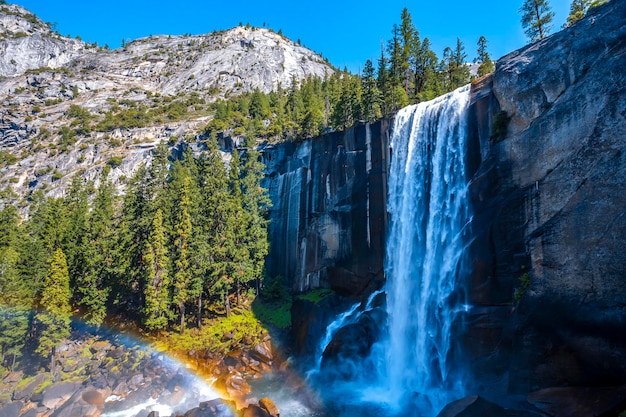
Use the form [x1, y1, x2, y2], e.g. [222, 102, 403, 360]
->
[382, 84, 471, 413]
[311, 85, 472, 417]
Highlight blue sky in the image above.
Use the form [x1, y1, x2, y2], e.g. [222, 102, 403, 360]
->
[16, 0, 573, 73]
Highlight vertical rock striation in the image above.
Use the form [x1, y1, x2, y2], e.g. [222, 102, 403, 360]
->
[263, 120, 390, 296]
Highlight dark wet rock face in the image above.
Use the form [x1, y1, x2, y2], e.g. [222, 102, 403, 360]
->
[263, 120, 390, 296]
[436, 395, 543, 417]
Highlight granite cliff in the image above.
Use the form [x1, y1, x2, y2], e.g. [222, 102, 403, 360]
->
[465, 0, 626, 398]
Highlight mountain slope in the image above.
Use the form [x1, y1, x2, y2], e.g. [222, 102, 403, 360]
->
[0, 4, 334, 199]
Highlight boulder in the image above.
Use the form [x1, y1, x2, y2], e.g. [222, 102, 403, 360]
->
[258, 397, 279, 416]
[213, 373, 251, 407]
[185, 398, 237, 417]
[241, 404, 271, 417]
[41, 381, 82, 410]
[0, 401, 23, 417]
[437, 396, 542, 417]
[81, 389, 105, 406]
[251, 342, 273, 364]
[12, 373, 48, 401]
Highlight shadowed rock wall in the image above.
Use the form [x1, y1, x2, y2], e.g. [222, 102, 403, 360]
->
[465, 0, 626, 395]
[263, 120, 390, 296]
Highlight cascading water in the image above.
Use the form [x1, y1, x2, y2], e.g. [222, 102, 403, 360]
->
[312, 85, 472, 417]
[381, 84, 472, 414]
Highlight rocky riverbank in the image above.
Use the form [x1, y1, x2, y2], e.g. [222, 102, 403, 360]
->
[0, 332, 293, 417]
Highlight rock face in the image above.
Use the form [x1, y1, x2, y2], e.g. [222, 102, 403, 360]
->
[263, 120, 390, 295]
[0, 4, 88, 76]
[465, 0, 626, 397]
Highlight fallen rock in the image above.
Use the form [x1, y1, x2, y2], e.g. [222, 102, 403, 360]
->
[258, 397, 279, 416]
[527, 386, 626, 417]
[12, 374, 48, 401]
[251, 342, 273, 364]
[0, 401, 23, 417]
[41, 381, 82, 410]
[241, 404, 271, 417]
[185, 398, 237, 417]
[81, 389, 105, 406]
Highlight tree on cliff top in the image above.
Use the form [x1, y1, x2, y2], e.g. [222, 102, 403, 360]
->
[565, 0, 589, 27]
[475, 36, 495, 77]
[520, 0, 555, 42]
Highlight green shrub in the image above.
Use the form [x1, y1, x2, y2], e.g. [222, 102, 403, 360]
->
[106, 156, 124, 168]
[0, 150, 17, 167]
[261, 275, 288, 300]
[514, 273, 531, 303]
[297, 288, 334, 303]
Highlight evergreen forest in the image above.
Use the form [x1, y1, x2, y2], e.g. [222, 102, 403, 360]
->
[0, 139, 270, 370]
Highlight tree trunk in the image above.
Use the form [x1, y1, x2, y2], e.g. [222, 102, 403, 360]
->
[11, 354, 16, 372]
[236, 281, 241, 306]
[535, 4, 544, 39]
[224, 293, 231, 317]
[50, 347, 56, 382]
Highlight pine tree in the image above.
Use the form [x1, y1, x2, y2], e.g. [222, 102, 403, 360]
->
[77, 177, 116, 327]
[63, 175, 90, 286]
[18, 193, 68, 304]
[0, 305, 29, 371]
[35, 248, 72, 377]
[172, 172, 193, 333]
[332, 74, 363, 129]
[240, 139, 271, 301]
[387, 24, 402, 89]
[0, 189, 19, 249]
[565, 0, 590, 27]
[453, 38, 471, 88]
[300, 77, 326, 137]
[520, 0, 555, 42]
[399, 8, 417, 97]
[143, 209, 171, 331]
[220, 150, 246, 314]
[377, 46, 392, 117]
[117, 165, 151, 311]
[361, 59, 382, 121]
[195, 138, 232, 325]
[413, 38, 440, 101]
[475, 35, 495, 77]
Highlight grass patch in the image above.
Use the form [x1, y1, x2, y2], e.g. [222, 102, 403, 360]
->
[14, 375, 35, 391]
[159, 308, 266, 355]
[297, 288, 334, 303]
[33, 377, 52, 394]
[252, 298, 292, 330]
